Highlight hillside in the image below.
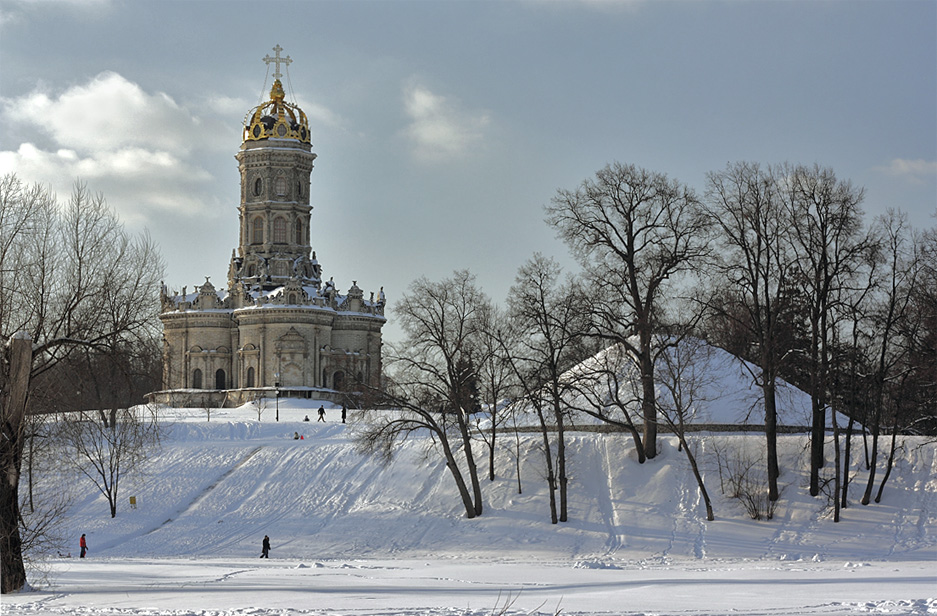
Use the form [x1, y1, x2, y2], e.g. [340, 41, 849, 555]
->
[53, 401, 936, 564]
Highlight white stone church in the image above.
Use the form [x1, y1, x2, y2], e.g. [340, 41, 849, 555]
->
[151, 47, 386, 407]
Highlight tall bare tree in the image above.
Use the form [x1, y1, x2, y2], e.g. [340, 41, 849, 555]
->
[779, 163, 869, 497]
[0, 175, 163, 593]
[705, 162, 795, 502]
[547, 162, 710, 459]
[505, 254, 590, 523]
[474, 303, 515, 481]
[860, 211, 923, 506]
[356, 271, 487, 518]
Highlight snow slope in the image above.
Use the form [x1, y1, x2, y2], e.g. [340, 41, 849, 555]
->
[3, 400, 936, 615]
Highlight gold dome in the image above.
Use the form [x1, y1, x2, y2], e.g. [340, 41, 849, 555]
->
[243, 46, 310, 144]
[243, 79, 311, 144]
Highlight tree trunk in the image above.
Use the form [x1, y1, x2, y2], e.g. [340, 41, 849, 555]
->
[832, 405, 841, 522]
[860, 407, 881, 506]
[555, 406, 568, 523]
[488, 421, 496, 481]
[640, 350, 658, 460]
[764, 378, 780, 502]
[1, 335, 33, 594]
[841, 416, 855, 510]
[535, 406, 558, 524]
[455, 409, 483, 517]
[874, 414, 900, 504]
[513, 422, 523, 495]
[679, 434, 714, 521]
[809, 316, 823, 497]
[862, 424, 871, 470]
[626, 424, 647, 464]
[439, 435, 477, 519]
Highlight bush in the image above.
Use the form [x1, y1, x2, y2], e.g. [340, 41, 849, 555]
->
[712, 437, 779, 520]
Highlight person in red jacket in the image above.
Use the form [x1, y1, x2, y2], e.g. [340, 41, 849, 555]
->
[79, 534, 88, 558]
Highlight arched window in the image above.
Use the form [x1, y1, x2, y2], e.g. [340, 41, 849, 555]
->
[333, 371, 345, 391]
[253, 177, 263, 197]
[321, 368, 328, 388]
[275, 176, 287, 197]
[246, 367, 255, 388]
[294, 220, 303, 245]
[273, 261, 287, 276]
[288, 293, 298, 304]
[252, 217, 264, 244]
[296, 180, 303, 198]
[273, 217, 287, 243]
[215, 369, 226, 390]
[192, 369, 203, 389]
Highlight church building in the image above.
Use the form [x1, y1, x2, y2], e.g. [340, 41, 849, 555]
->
[153, 46, 386, 407]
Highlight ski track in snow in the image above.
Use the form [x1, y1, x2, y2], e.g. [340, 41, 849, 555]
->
[145, 445, 265, 538]
[600, 434, 625, 557]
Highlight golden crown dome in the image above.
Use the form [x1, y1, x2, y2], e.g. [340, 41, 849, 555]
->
[243, 46, 311, 144]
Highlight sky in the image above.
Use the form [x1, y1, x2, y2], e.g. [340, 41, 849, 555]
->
[1, 0, 935, 344]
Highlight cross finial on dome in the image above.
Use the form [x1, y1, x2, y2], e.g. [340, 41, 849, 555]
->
[263, 44, 292, 80]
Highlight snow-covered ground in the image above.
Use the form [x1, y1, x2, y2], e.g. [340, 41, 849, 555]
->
[3, 399, 935, 616]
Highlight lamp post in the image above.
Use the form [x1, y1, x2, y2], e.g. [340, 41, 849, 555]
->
[274, 372, 280, 422]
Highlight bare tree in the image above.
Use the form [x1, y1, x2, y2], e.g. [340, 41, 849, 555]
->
[705, 162, 795, 502]
[827, 231, 882, 515]
[474, 303, 516, 481]
[655, 336, 716, 521]
[906, 226, 937, 432]
[780, 163, 869, 497]
[505, 254, 590, 523]
[0, 175, 163, 593]
[860, 211, 923, 505]
[356, 271, 487, 518]
[251, 393, 269, 421]
[59, 406, 160, 518]
[547, 162, 711, 459]
[488, 315, 528, 495]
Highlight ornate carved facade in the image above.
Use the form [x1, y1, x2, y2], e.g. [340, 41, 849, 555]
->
[153, 47, 385, 407]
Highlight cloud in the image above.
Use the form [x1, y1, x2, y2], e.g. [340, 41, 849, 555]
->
[4, 71, 214, 154]
[876, 158, 937, 184]
[0, 142, 215, 226]
[402, 80, 489, 162]
[0, 72, 229, 225]
[1, 0, 113, 32]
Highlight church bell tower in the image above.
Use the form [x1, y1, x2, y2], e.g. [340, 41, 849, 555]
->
[229, 45, 320, 292]
[157, 45, 386, 406]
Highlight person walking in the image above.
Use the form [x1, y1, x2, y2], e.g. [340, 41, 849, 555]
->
[79, 534, 88, 558]
[317, 405, 326, 422]
[341, 405, 347, 424]
[261, 535, 270, 558]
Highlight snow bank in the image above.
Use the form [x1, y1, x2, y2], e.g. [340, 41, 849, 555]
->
[55, 407, 936, 564]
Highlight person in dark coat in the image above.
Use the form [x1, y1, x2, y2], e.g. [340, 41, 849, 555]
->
[317, 405, 326, 422]
[341, 405, 347, 424]
[79, 534, 88, 558]
[261, 535, 270, 558]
